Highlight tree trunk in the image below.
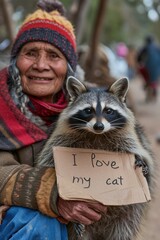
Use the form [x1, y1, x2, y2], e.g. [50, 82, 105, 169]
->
[85, 0, 108, 81]
[0, 0, 15, 43]
[69, 0, 91, 45]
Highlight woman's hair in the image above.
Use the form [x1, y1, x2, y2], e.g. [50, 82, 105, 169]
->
[8, 58, 75, 130]
[8, 59, 47, 130]
[7, 0, 77, 130]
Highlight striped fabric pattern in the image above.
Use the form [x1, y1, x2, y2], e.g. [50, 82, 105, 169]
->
[0, 68, 47, 150]
[11, 9, 77, 71]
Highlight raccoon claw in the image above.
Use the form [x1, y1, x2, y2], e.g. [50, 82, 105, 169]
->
[74, 223, 85, 237]
[135, 157, 149, 176]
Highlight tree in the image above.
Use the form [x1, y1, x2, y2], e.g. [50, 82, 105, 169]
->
[0, 0, 15, 43]
[84, 0, 108, 81]
[68, 0, 91, 44]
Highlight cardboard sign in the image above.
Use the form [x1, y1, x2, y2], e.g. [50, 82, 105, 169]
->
[53, 146, 151, 205]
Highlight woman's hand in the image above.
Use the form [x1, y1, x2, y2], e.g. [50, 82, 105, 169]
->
[57, 197, 107, 225]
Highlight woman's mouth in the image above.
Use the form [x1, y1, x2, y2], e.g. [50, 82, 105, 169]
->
[28, 76, 53, 81]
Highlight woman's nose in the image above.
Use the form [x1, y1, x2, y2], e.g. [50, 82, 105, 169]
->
[33, 54, 50, 70]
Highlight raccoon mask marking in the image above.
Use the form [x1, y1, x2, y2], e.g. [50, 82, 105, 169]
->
[66, 76, 129, 135]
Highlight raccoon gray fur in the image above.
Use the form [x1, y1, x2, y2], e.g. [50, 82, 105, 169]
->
[36, 76, 154, 240]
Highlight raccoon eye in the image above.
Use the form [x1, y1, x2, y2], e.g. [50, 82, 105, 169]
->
[84, 107, 92, 114]
[105, 108, 114, 115]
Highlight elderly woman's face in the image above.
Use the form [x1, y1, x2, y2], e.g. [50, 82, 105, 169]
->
[16, 41, 67, 102]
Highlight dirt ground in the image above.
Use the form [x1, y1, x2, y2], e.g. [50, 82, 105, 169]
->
[128, 77, 160, 240]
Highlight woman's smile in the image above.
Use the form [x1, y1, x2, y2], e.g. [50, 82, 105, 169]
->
[16, 42, 67, 102]
[27, 75, 54, 82]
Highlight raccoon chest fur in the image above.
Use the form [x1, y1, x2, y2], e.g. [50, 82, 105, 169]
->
[50, 132, 137, 152]
[36, 76, 154, 240]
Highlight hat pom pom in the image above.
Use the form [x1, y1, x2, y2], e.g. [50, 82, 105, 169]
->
[37, 0, 66, 16]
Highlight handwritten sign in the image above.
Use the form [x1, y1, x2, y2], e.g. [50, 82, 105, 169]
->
[53, 147, 151, 205]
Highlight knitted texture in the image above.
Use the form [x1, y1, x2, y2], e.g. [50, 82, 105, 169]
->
[11, 9, 77, 71]
[0, 68, 47, 150]
[0, 68, 67, 150]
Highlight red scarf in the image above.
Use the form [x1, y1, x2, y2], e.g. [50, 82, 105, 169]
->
[0, 68, 67, 150]
[29, 91, 67, 125]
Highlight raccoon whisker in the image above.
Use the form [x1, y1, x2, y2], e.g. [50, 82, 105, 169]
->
[109, 117, 125, 124]
[71, 125, 93, 133]
[111, 124, 124, 128]
[112, 126, 124, 130]
[71, 117, 88, 124]
[69, 125, 89, 133]
[111, 121, 125, 125]
[69, 125, 83, 131]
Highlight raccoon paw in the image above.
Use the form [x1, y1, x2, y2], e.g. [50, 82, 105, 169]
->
[74, 223, 85, 237]
[135, 156, 149, 176]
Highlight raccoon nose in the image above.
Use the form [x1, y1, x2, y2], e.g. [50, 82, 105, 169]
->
[93, 122, 104, 131]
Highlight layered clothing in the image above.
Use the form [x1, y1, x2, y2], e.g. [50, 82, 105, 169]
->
[0, 68, 68, 239]
[137, 41, 160, 86]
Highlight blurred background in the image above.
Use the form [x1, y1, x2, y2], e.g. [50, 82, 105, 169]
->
[0, 0, 160, 239]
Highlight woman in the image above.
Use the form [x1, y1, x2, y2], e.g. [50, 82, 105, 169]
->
[0, 1, 107, 239]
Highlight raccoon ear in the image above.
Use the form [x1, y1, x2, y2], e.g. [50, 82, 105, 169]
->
[66, 76, 87, 100]
[108, 77, 129, 102]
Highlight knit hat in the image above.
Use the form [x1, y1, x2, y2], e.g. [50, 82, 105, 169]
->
[11, 0, 77, 71]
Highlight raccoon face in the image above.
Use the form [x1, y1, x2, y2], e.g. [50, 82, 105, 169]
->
[65, 76, 130, 135]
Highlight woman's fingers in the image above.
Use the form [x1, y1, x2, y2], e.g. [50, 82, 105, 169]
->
[57, 197, 107, 225]
[85, 201, 107, 214]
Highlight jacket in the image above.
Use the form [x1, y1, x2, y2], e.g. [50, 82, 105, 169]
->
[0, 68, 61, 219]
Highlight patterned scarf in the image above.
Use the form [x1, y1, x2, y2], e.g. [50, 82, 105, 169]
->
[29, 92, 67, 125]
[0, 68, 67, 150]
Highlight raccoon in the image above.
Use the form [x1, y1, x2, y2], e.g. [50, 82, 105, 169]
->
[36, 76, 154, 240]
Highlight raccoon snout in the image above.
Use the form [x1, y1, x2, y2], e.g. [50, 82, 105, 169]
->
[93, 122, 104, 132]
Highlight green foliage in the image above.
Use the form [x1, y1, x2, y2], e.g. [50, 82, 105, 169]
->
[81, 1, 100, 43]
[100, 0, 160, 46]
[102, 1, 125, 44]
[1, 0, 160, 48]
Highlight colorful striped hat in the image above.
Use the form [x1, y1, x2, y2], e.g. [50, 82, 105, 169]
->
[11, 1, 77, 71]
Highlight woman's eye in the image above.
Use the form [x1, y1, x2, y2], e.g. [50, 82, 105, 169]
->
[50, 52, 59, 59]
[105, 108, 114, 114]
[24, 51, 37, 59]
